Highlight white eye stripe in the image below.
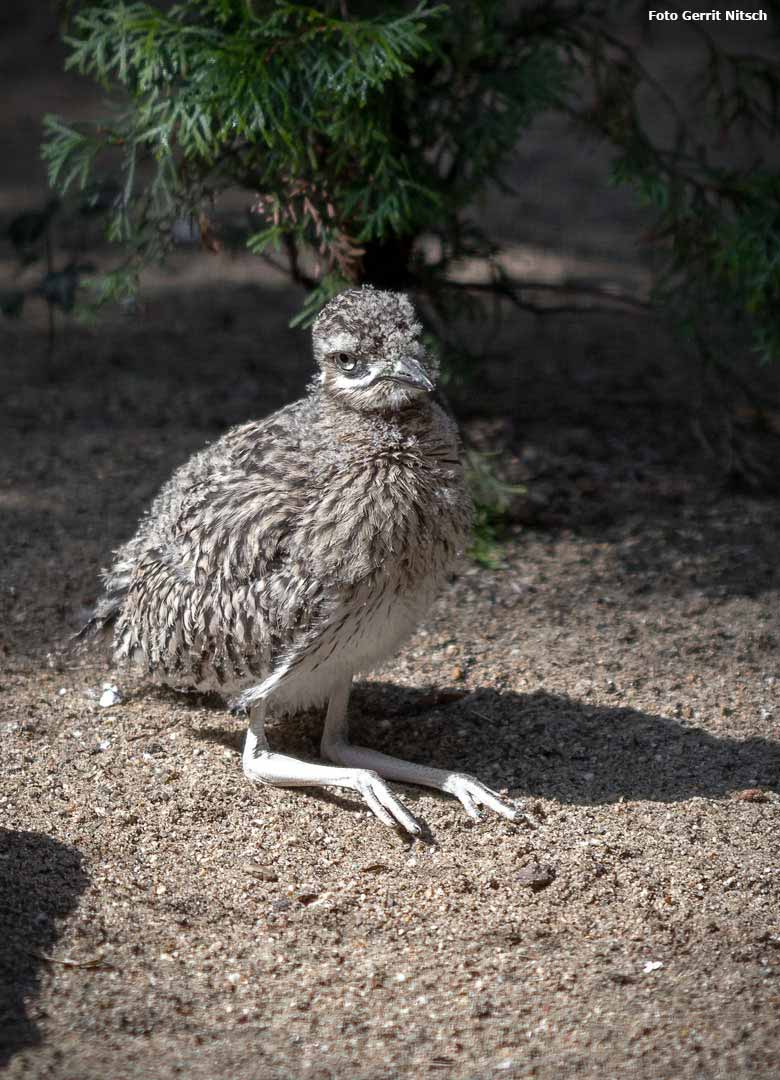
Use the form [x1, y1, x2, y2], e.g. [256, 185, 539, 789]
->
[332, 371, 374, 390]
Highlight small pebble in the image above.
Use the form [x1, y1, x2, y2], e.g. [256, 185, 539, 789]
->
[243, 865, 278, 882]
[99, 684, 122, 708]
[732, 788, 769, 803]
[516, 863, 556, 891]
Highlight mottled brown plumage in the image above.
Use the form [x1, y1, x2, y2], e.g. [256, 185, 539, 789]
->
[88, 287, 519, 832]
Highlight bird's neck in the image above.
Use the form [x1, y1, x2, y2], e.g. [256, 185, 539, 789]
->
[316, 388, 434, 436]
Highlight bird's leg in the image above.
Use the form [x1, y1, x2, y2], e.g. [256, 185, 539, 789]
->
[242, 700, 421, 835]
[321, 677, 520, 823]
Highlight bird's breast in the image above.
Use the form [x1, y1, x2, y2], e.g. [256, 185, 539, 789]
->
[299, 446, 469, 589]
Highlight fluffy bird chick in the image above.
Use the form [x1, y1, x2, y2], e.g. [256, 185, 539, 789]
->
[88, 287, 519, 833]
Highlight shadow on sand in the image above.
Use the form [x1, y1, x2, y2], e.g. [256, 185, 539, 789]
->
[189, 680, 780, 809]
[0, 830, 88, 1067]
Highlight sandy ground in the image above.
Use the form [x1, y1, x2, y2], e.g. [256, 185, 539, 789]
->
[2, 6, 780, 1080]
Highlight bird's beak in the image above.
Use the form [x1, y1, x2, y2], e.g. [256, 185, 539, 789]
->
[381, 356, 434, 393]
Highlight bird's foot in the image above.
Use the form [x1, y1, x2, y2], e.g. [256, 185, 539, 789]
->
[242, 730, 422, 835]
[441, 773, 523, 823]
[320, 738, 526, 827]
[350, 769, 422, 835]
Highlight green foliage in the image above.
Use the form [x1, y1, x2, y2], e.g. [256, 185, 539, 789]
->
[464, 449, 525, 569]
[37, 0, 780, 364]
[42, 0, 568, 308]
[468, 505, 504, 571]
[593, 20, 780, 363]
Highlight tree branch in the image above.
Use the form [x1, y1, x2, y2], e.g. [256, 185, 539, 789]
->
[281, 233, 317, 289]
[442, 277, 652, 317]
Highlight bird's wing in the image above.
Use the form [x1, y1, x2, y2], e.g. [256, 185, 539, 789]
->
[99, 399, 327, 671]
[167, 472, 372, 698]
[147, 397, 379, 681]
[165, 399, 315, 582]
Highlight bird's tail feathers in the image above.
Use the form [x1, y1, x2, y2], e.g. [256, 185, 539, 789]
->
[71, 561, 134, 646]
[71, 594, 122, 645]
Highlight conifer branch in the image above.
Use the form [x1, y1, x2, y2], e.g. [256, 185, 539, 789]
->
[38, 0, 780, 362]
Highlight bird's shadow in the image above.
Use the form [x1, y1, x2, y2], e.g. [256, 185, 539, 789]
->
[0, 830, 88, 1067]
[190, 681, 780, 806]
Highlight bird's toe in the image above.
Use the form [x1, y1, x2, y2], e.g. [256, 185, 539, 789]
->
[353, 770, 422, 835]
[444, 773, 523, 823]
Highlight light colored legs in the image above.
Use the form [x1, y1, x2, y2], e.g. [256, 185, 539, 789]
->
[242, 698, 421, 834]
[320, 677, 521, 825]
[242, 678, 521, 833]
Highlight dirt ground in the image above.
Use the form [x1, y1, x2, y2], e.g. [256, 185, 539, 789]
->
[2, 7, 780, 1080]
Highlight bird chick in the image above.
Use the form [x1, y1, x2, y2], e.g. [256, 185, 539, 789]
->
[88, 287, 519, 833]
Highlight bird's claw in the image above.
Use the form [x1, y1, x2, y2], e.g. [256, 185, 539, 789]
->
[353, 769, 422, 835]
[443, 773, 522, 822]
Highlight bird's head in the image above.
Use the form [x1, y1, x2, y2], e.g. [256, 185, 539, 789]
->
[312, 287, 437, 412]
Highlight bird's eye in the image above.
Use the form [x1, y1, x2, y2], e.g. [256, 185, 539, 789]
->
[337, 353, 359, 374]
